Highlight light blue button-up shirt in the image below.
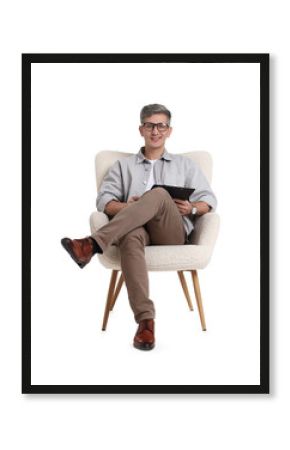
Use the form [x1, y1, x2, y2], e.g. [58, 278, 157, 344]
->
[96, 147, 217, 235]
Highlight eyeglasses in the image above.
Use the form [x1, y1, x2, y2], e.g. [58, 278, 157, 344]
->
[142, 122, 170, 132]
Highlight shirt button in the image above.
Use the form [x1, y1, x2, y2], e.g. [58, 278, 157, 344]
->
[143, 181, 146, 184]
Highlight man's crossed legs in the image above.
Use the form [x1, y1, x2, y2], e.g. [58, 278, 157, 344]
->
[61, 187, 186, 350]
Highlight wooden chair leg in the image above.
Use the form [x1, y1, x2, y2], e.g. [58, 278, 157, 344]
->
[191, 270, 207, 331]
[110, 273, 124, 311]
[102, 270, 118, 331]
[177, 271, 194, 311]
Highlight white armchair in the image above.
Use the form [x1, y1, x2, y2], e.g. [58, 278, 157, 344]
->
[90, 151, 220, 331]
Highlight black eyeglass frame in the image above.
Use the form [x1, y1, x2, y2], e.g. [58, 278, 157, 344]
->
[142, 122, 170, 132]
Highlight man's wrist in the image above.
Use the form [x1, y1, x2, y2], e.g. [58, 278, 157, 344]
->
[190, 202, 210, 216]
[190, 202, 198, 215]
[105, 200, 127, 216]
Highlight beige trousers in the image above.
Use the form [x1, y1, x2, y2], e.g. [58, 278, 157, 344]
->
[92, 188, 187, 323]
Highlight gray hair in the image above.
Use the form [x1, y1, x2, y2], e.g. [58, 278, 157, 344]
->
[140, 104, 171, 124]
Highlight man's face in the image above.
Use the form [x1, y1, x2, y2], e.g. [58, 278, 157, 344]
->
[139, 113, 172, 149]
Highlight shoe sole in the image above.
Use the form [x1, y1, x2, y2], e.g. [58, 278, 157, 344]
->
[61, 238, 87, 269]
[133, 342, 155, 351]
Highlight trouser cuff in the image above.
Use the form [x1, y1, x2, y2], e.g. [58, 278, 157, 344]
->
[135, 312, 155, 324]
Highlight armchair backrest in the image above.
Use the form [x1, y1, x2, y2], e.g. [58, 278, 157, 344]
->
[95, 151, 213, 190]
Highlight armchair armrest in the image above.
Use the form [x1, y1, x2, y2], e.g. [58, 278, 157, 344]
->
[89, 210, 109, 234]
[192, 212, 220, 248]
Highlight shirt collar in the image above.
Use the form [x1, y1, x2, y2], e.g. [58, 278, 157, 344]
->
[136, 146, 172, 163]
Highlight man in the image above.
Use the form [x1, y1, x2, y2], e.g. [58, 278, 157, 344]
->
[61, 104, 217, 351]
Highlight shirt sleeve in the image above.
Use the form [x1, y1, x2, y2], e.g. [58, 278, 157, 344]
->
[96, 160, 124, 212]
[187, 161, 218, 211]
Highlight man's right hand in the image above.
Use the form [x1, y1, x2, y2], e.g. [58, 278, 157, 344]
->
[105, 196, 140, 216]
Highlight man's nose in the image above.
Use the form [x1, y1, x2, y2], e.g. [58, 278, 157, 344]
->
[151, 125, 159, 134]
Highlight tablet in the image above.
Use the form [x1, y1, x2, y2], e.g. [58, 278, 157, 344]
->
[151, 184, 195, 200]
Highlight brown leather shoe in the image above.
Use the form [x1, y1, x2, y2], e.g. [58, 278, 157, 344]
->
[61, 237, 94, 268]
[133, 319, 155, 351]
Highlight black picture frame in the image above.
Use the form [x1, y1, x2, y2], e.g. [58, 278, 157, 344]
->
[22, 53, 269, 394]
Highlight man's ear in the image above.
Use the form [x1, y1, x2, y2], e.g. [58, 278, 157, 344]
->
[139, 125, 144, 137]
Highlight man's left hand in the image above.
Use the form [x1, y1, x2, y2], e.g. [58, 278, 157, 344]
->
[173, 199, 192, 216]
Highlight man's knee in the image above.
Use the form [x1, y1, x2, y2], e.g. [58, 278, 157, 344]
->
[148, 187, 171, 201]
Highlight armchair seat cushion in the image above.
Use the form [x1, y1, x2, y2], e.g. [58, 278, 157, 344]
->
[96, 243, 212, 271]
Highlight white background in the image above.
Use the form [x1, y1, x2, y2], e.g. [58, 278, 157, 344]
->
[0, 0, 288, 449]
[31, 62, 260, 386]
